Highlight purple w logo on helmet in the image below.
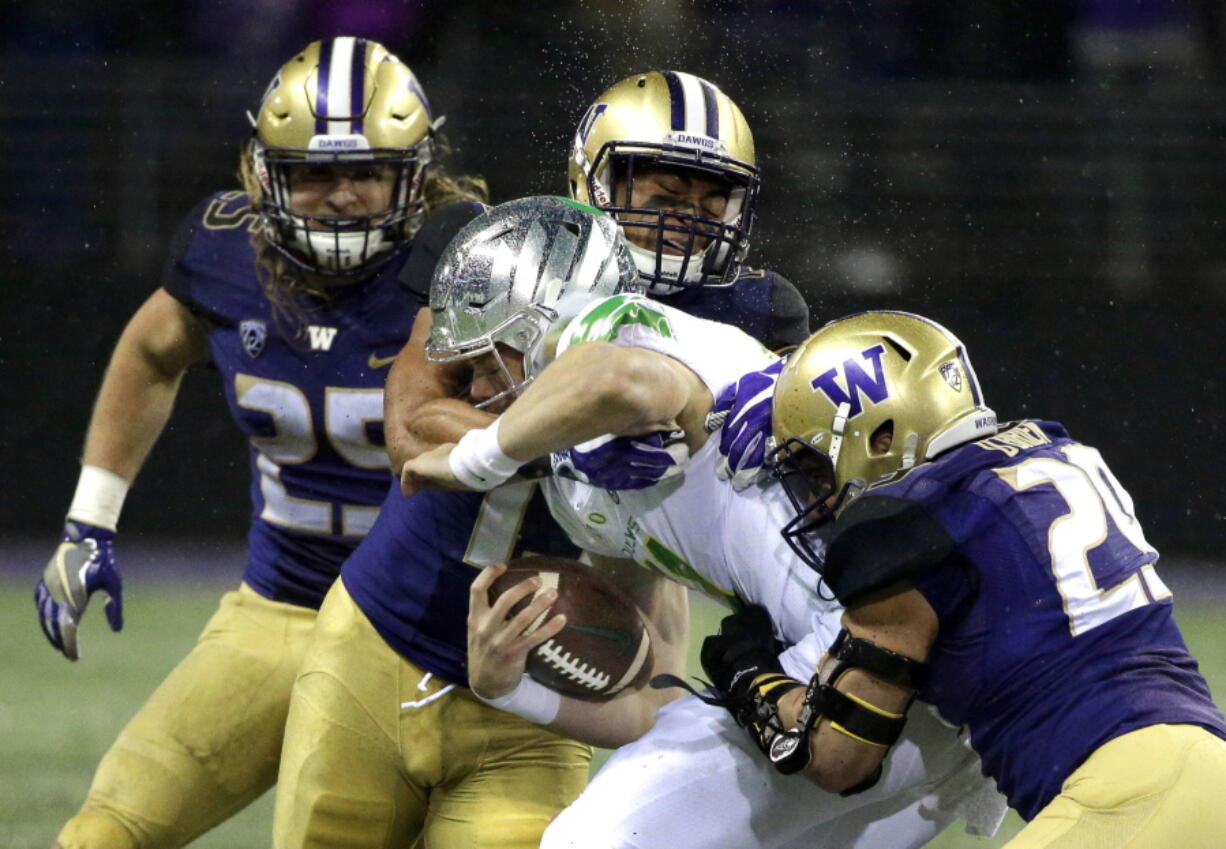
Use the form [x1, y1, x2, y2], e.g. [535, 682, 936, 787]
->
[810, 344, 889, 418]
[577, 103, 608, 145]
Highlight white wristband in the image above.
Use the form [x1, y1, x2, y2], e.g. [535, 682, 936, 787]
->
[66, 464, 130, 531]
[473, 674, 561, 725]
[448, 419, 522, 491]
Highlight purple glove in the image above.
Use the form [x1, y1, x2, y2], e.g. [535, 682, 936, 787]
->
[35, 521, 124, 661]
[551, 430, 689, 491]
[708, 358, 784, 491]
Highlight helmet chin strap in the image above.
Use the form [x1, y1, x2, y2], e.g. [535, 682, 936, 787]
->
[290, 227, 391, 273]
[900, 432, 919, 469]
[826, 402, 852, 474]
[626, 240, 713, 294]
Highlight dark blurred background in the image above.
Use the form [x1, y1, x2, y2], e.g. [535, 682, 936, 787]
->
[2, 0, 1223, 559]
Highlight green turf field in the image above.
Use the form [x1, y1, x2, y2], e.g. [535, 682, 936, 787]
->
[3, 577, 1224, 848]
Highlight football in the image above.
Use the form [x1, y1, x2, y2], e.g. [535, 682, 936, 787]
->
[489, 556, 653, 701]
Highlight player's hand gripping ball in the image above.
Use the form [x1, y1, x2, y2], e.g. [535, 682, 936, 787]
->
[489, 557, 653, 701]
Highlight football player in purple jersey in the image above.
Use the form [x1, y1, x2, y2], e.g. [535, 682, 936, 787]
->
[705, 311, 1226, 847]
[34, 37, 485, 849]
[271, 73, 815, 849]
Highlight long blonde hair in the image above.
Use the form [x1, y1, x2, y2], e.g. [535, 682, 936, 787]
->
[237, 140, 489, 337]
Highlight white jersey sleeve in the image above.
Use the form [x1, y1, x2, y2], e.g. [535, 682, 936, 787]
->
[555, 293, 773, 395]
[543, 436, 841, 648]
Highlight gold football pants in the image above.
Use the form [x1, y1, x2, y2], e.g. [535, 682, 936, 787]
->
[57, 583, 317, 849]
[1006, 723, 1226, 848]
[273, 578, 592, 849]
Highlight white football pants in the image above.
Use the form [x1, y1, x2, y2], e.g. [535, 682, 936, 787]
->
[541, 638, 1006, 849]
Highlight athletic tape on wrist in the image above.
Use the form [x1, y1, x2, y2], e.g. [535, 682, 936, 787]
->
[66, 465, 130, 531]
[473, 674, 561, 725]
[448, 419, 522, 491]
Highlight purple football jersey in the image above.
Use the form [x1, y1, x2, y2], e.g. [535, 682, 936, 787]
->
[162, 191, 419, 607]
[835, 420, 1226, 818]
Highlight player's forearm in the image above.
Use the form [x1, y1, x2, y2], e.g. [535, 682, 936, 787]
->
[797, 595, 936, 793]
[81, 347, 186, 481]
[770, 687, 887, 792]
[498, 342, 689, 461]
[384, 308, 472, 470]
[392, 398, 494, 468]
[549, 681, 679, 748]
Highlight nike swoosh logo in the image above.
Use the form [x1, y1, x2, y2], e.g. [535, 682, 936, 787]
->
[368, 352, 398, 369]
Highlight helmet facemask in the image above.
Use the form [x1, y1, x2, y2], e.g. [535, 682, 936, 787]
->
[769, 436, 842, 571]
[768, 412, 893, 571]
[253, 140, 432, 278]
[585, 142, 757, 294]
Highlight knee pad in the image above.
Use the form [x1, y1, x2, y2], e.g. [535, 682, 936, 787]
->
[61, 740, 209, 849]
[56, 809, 142, 849]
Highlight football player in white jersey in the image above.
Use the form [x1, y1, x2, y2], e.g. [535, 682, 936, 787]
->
[402, 203, 1008, 849]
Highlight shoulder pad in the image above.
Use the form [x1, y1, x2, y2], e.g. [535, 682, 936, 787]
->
[764, 271, 811, 350]
[160, 193, 241, 310]
[558, 293, 675, 350]
[822, 495, 955, 606]
[399, 201, 489, 301]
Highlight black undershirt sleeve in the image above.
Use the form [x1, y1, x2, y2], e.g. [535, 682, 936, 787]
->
[822, 495, 958, 606]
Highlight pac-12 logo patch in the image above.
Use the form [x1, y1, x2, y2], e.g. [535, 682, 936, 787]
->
[810, 344, 889, 418]
[939, 361, 963, 392]
[240, 319, 267, 359]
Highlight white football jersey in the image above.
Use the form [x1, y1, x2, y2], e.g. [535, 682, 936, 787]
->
[546, 438, 838, 648]
[536, 295, 1009, 844]
[541, 293, 841, 663]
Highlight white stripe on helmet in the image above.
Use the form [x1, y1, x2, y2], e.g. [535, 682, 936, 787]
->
[674, 71, 710, 137]
[325, 36, 357, 134]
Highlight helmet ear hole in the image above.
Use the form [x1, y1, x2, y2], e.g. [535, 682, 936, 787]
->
[870, 420, 894, 455]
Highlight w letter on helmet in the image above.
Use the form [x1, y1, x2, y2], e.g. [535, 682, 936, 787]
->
[810, 344, 889, 418]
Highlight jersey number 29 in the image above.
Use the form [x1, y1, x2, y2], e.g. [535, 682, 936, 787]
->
[999, 444, 1170, 636]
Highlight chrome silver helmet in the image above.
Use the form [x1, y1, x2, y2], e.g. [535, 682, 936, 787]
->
[427, 195, 641, 407]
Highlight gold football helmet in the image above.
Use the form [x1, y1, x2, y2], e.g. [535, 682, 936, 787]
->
[249, 37, 436, 276]
[569, 71, 758, 292]
[770, 311, 998, 566]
